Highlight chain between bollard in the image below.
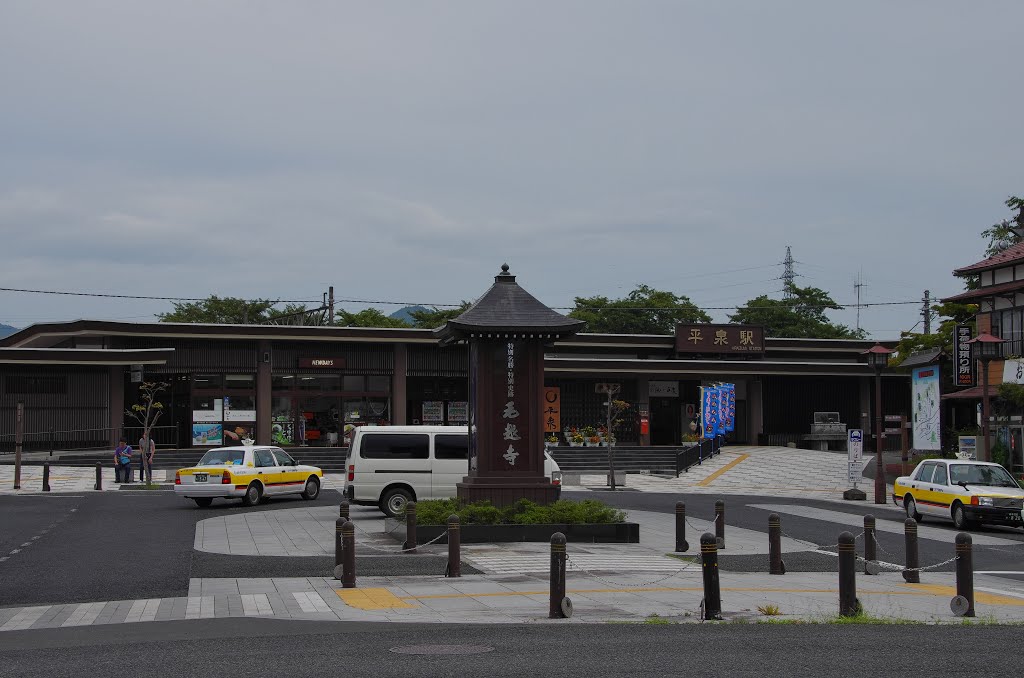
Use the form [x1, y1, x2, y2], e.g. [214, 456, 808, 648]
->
[353, 530, 449, 554]
[564, 555, 699, 588]
[861, 554, 960, 573]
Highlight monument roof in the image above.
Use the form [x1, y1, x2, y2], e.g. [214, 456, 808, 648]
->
[435, 264, 584, 344]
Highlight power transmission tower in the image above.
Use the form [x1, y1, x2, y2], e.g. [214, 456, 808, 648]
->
[922, 290, 931, 335]
[781, 246, 796, 299]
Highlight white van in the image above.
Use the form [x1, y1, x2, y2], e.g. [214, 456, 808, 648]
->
[342, 425, 562, 517]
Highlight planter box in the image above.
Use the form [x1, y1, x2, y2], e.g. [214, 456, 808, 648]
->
[385, 520, 639, 543]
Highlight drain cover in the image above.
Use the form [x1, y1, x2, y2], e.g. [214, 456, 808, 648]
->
[390, 645, 495, 656]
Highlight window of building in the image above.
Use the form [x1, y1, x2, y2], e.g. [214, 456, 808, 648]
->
[4, 375, 67, 395]
[193, 374, 222, 389]
[225, 374, 255, 388]
[368, 376, 391, 393]
[343, 375, 365, 391]
[297, 374, 340, 391]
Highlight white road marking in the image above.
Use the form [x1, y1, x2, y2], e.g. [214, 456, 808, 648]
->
[748, 504, 1024, 546]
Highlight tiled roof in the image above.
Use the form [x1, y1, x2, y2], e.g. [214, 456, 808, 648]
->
[435, 265, 584, 343]
[954, 242, 1024, 275]
[941, 279, 1024, 303]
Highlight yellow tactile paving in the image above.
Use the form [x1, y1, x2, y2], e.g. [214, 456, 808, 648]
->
[903, 583, 1024, 607]
[335, 587, 418, 610]
[697, 454, 749, 487]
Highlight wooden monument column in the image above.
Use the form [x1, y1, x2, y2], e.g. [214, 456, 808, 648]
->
[436, 264, 584, 507]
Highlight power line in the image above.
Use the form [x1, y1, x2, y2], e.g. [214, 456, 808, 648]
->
[0, 286, 321, 304]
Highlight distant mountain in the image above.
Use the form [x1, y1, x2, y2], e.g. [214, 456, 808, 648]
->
[0, 324, 17, 339]
[389, 306, 429, 324]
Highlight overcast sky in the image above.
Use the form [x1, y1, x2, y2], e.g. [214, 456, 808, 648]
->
[2, 1, 1022, 338]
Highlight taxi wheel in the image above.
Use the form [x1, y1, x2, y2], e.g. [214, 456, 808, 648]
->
[193, 498, 213, 508]
[242, 482, 263, 507]
[905, 495, 922, 522]
[380, 487, 413, 518]
[952, 502, 971, 530]
[300, 477, 320, 500]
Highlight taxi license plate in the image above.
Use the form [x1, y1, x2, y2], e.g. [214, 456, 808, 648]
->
[194, 473, 208, 483]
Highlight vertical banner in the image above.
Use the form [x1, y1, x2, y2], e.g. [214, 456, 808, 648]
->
[954, 324, 974, 387]
[715, 386, 727, 436]
[912, 365, 941, 450]
[701, 387, 719, 439]
[543, 387, 561, 433]
[723, 384, 736, 433]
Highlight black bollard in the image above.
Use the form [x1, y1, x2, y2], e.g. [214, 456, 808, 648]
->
[339, 500, 350, 521]
[955, 532, 975, 617]
[700, 533, 722, 620]
[42, 462, 51, 492]
[675, 501, 689, 552]
[549, 532, 569, 619]
[404, 501, 417, 553]
[769, 513, 785, 575]
[94, 462, 102, 491]
[341, 520, 356, 588]
[902, 518, 920, 584]
[863, 515, 877, 575]
[714, 499, 725, 549]
[446, 515, 461, 578]
[838, 531, 858, 617]
[334, 517, 344, 571]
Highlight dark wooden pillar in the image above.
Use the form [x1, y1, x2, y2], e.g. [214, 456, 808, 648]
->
[393, 344, 408, 425]
[109, 366, 124, 448]
[257, 340, 272, 445]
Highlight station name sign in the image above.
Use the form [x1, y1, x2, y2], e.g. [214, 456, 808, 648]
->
[675, 324, 765, 355]
[298, 357, 346, 368]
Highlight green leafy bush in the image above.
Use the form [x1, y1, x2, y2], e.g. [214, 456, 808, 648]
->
[409, 498, 626, 526]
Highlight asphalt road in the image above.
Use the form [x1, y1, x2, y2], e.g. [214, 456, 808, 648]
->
[0, 618, 1017, 677]
[575, 490, 1024, 576]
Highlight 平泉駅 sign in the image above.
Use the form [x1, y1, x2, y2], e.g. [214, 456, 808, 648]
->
[675, 324, 764, 355]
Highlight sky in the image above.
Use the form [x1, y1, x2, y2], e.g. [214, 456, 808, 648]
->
[2, 1, 1023, 338]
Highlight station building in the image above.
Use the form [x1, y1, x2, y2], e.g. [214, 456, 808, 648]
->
[0, 319, 905, 452]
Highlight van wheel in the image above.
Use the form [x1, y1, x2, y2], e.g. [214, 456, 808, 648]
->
[242, 482, 263, 507]
[380, 487, 413, 518]
[300, 477, 320, 500]
[193, 497, 213, 508]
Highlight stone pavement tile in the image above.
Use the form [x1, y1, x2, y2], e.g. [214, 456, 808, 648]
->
[155, 598, 182, 621]
[417, 596, 492, 612]
[237, 578, 277, 594]
[200, 580, 240, 596]
[272, 577, 318, 593]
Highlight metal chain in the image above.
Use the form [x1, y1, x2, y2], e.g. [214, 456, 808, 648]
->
[352, 529, 448, 553]
[781, 528, 864, 552]
[861, 554, 959, 572]
[565, 554, 699, 588]
[869, 531, 900, 559]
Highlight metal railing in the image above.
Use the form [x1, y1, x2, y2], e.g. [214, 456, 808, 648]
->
[0, 425, 180, 455]
[675, 436, 723, 477]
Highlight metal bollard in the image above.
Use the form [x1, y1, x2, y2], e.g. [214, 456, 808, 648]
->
[339, 500, 350, 521]
[334, 517, 344, 571]
[94, 462, 102, 491]
[902, 518, 920, 584]
[700, 533, 722, 620]
[714, 499, 725, 549]
[769, 513, 785, 575]
[954, 532, 975, 617]
[341, 520, 356, 588]
[446, 515, 461, 578]
[404, 501, 417, 553]
[863, 515, 878, 575]
[42, 462, 51, 492]
[549, 532, 571, 618]
[838, 531, 859, 617]
[675, 501, 689, 552]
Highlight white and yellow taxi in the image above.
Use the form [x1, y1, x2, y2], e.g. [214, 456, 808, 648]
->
[174, 446, 323, 508]
[894, 459, 1024, 530]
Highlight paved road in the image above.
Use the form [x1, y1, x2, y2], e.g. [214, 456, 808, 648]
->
[0, 618, 1017, 677]
[579, 490, 1024, 576]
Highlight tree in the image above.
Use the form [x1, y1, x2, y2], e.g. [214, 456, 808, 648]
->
[336, 308, 411, 328]
[980, 195, 1024, 258]
[891, 301, 977, 366]
[159, 296, 281, 324]
[407, 303, 472, 329]
[728, 284, 865, 339]
[124, 380, 168, 458]
[569, 285, 711, 334]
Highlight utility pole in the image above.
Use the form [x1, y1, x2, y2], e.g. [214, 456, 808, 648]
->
[854, 272, 865, 333]
[328, 286, 335, 326]
[922, 290, 931, 335]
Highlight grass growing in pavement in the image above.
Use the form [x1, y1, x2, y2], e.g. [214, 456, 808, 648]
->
[757, 604, 781, 616]
[644, 614, 673, 625]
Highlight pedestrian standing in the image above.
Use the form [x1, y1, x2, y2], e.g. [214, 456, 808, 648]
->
[114, 437, 133, 484]
[138, 432, 156, 485]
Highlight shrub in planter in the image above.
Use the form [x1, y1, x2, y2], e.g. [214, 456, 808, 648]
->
[408, 498, 626, 526]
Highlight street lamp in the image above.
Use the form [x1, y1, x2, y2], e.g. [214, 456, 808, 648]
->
[966, 332, 1004, 462]
[862, 343, 893, 505]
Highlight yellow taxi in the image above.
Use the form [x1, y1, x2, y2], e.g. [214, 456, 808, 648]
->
[893, 459, 1024, 530]
[174, 445, 323, 508]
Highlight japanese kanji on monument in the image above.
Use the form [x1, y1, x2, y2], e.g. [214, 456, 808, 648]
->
[435, 264, 584, 506]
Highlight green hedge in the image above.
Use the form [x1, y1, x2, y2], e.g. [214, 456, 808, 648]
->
[408, 498, 626, 526]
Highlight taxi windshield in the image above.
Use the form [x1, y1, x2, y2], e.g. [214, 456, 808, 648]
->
[198, 449, 245, 466]
[949, 464, 1019, 488]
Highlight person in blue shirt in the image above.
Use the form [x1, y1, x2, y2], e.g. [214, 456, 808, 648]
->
[114, 437, 133, 484]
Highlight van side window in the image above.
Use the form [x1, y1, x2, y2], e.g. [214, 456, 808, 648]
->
[361, 434, 429, 460]
[435, 434, 469, 460]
